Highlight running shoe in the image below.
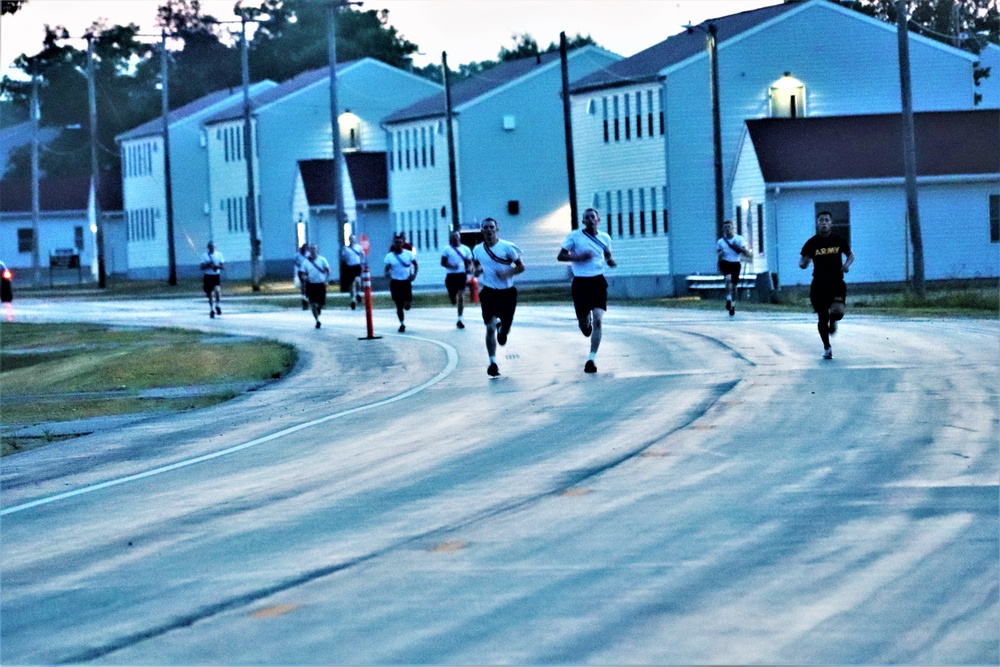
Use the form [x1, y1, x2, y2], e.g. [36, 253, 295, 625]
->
[497, 329, 507, 346]
[350, 301, 356, 310]
[398, 324, 406, 333]
[728, 303, 735, 316]
[315, 321, 321, 329]
[487, 362, 500, 377]
[216, 306, 221, 315]
[210, 310, 215, 319]
[580, 321, 593, 337]
[829, 319, 837, 335]
[584, 360, 597, 373]
[823, 348, 833, 360]
[404, 302, 411, 311]
[456, 320, 465, 329]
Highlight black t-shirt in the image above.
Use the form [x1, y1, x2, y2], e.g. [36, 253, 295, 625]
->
[801, 233, 851, 281]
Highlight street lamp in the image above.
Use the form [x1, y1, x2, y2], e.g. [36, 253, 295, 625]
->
[686, 22, 724, 238]
[326, 0, 363, 257]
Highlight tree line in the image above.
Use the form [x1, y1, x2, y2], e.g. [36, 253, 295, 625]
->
[1, 0, 995, 182]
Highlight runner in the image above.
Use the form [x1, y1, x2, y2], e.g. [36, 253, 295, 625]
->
[557, 207, 617, 373]
[799, 211, 855, 359]
[471, 218, 525, 377]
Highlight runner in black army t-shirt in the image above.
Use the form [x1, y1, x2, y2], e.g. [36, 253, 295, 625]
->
[799, 211, 855, 359]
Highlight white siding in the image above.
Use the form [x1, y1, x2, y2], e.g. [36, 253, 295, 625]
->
[572, 84, 671, 277]
[121, 136, 167, 272]
[730, 129, 769, 275]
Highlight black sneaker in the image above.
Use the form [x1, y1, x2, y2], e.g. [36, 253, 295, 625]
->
[350, 301, 356, 310]
[584, 360, 597, 373]
[404, 302, 411, 311]
[497, 330, 507, 346]
[456, 320, 465, 329]
[580, 321, 592, 337]
[729, 303, 735, 316]
[216, 306, 222, 315]
[487, 362, 500, 377]
[398, 324, 406, 333]
[829, 319, 837, 335]
[315, 321, 321, 329]
[210, 310, 215, 319]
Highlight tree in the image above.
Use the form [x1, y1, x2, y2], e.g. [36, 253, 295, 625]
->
[249, 1, 419, 83]
[1, 0, 27, 15]
[845, 0, 999, 53]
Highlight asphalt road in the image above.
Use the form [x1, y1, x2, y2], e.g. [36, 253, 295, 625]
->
[1, 296, 997, 665]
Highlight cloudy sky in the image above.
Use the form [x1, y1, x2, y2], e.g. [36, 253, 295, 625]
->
[2, 0, 781, 79]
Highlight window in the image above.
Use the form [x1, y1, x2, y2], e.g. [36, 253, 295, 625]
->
[17, 228, 34, 253]
[602, 97, 609, 143]
[662, 186, 668, 232]
[638, 188, 646, 234]
[627, 189, 635, 236]
[74, 226, 84, 250]
[990, 194, 1000, 243]
[429, 127, 435, 166]
[624, 94, 631, 140]
[815, 201, 850, 246]
[605, 191, 612, 235]
[647, 90, 654, 137]
[651, 187, 658, 235]
[635, 92, 642, 138]
[658, 89, 665, 135]
[421, 127, 427, 167]
[613, 96, 620, 142]
[405, 130, 411, 169]
[757, 204, 764, 253]
[735, 205, 743, 235]
[389, 133, 394, 171]
[616, 190, 623, 236]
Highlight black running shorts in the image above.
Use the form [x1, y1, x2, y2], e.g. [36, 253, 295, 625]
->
[445, 272, 467, 304]
[571, 274, 608, 323]
[306, 281, 327, 307]
[390, 279, 413, 306]
[479, 286, 517, 327]
[202, 273, 221, 295]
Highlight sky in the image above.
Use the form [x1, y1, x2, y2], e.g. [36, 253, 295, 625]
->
[1, 0, 782, 80]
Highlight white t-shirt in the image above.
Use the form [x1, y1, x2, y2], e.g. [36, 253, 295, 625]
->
[342, 243, 364, 267]
[301, 255, 331, 283]
[201, 251, 224, 275]
[561, 229, 613, 278]
[717, 234, 749, 263]
[384, 249, 416, 281]
[472, 239, 522, 290]
[441, 244, 472, 275]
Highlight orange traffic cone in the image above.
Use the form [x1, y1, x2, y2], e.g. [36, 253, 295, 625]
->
[468, 275, 480, 304]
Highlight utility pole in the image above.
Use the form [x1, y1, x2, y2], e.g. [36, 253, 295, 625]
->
[708, 23, 724, 239]
[161, 29, 177, 286]
[86, 33, 106, 289]
[327, 1, 353, 256]
[896, 0, 925, 298]
[239, 10, 262, 290]
[560, 32, 579, 230]
[443, 51, 460, 231]
[30, 69, 41, 287]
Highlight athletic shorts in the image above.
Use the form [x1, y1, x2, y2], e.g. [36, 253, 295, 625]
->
[306, 281, 327, 307]
[718, 260, 742, 283]
[810, 279, 846, 314]
[203, 273, 221, 295]
[479, 286, 517, 327]
[390, 279, 412, 306]
[571, 275, 608, 323]
[342, 264, 362, 283]
[445, 272, 467, 304]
